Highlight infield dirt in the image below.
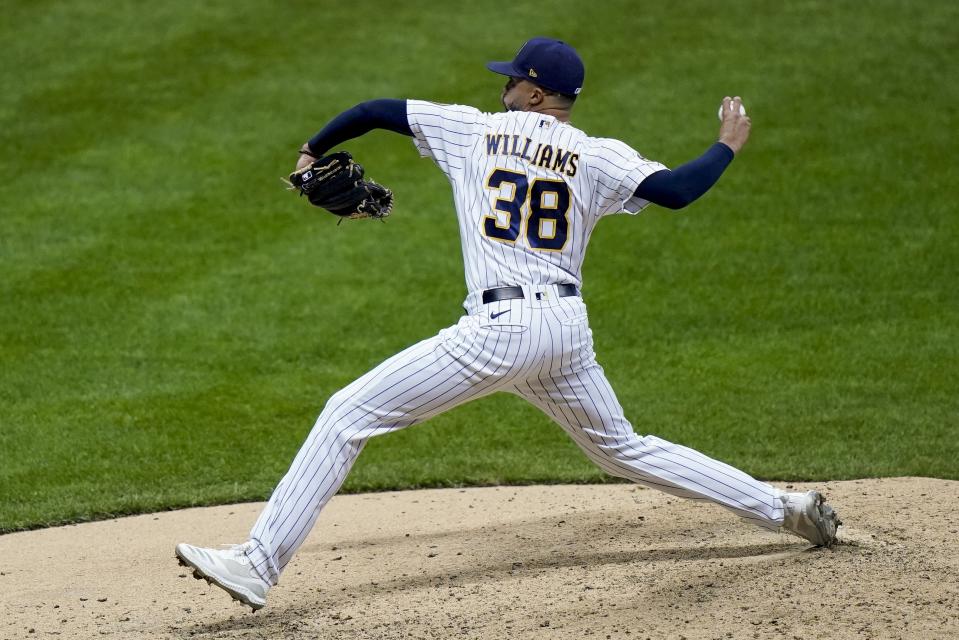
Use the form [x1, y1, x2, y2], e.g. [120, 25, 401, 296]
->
[1, 478, 956, 639]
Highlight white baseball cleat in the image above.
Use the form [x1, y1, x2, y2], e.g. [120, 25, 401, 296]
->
[779, 490, 841, 547]
[175, 541, 270, 611]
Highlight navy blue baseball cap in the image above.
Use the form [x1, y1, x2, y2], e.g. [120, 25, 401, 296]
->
[486, 37, 585, 97]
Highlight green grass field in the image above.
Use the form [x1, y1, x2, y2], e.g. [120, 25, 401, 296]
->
[1, 0, 957, 533]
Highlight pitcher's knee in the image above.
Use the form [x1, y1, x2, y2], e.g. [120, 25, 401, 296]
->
[589, 432, 649, 461]
[313, 404, 397, 452]
[323, 388, 361, 417]
[305, 416, 371, 458]
[330, 425, 364, 452]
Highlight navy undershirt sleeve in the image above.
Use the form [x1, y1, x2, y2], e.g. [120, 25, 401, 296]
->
[634, 142, 735, 210]
[306, 99, 413, 156]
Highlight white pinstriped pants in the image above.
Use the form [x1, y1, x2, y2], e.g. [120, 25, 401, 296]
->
[247, 285, 784, 585]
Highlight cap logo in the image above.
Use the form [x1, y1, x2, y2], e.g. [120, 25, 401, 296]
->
[528, 68, 538, 78]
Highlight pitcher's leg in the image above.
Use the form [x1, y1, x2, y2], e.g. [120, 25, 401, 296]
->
[514, 365, 784, 530]
[248, 328, 509, 585]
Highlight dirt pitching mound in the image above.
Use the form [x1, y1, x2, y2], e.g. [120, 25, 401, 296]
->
[1, 478, 957, 639]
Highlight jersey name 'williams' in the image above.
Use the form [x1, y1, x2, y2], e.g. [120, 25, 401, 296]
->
[484, 133, 579, 177]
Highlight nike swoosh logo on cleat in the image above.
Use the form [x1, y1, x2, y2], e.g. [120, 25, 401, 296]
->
[490, 310, 511, 319]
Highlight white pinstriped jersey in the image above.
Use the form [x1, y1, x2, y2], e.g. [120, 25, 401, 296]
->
[407, 100, 667, 295]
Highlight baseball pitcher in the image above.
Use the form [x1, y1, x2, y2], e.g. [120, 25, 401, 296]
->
[176, 37, 840, 611]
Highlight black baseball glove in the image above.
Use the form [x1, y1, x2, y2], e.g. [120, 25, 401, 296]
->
[287, 151, 393, 220]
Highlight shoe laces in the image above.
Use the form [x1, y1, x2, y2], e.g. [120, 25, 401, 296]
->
[779, 492, 804, 513]
[217, 542, 255, 564]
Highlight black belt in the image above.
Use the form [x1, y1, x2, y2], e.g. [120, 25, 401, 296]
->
[482, 284, 579, 304]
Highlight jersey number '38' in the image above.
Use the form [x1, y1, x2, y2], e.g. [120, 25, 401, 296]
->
[483, 169, 570, 251]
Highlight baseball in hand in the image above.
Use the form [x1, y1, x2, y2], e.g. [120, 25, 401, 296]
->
[718, 103, 747, 121]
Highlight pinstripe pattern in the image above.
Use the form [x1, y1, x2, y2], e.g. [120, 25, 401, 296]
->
[242, 104, 784, 586]
[406, 101, 667, 299]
